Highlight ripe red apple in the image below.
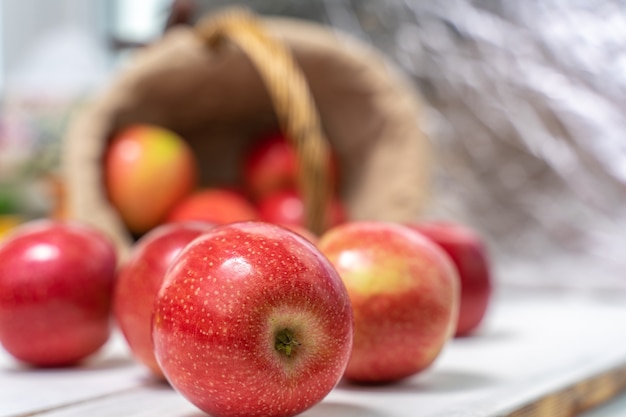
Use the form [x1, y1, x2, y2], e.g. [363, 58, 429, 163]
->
[113, 221, 215, 377]
[318, 221, 459, 383]
[0, 220, 117, 367]
[153, 222, 353, 417]
[105, 124, 198, 234]
[243, 131, 340, 201]
[243, 132, 298, 200]
[166, 188, 259, 225]
[257, 189, 346, 232]
[407, 221, 492, 336]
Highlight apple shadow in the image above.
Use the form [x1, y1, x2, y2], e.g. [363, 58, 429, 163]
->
[1, 354, 136, 374]
[176, 400, 384, 417]
[454, 326, 518, 343]
[81, 354, 137, 370]
[338, 368, 499, 394]
[139, 375, 175, 391]
[303, 400, 385, 417]
[409, 369, 500, 392]
[178, 412, 211, 417]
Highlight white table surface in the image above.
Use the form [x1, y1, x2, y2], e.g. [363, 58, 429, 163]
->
[2, 289, 626, 417]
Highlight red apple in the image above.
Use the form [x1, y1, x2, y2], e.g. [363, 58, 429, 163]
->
[318, 221, 459, 383]
[166, 188, 259, 225]
[105, 124, 198, 234]
[407, 221, 492, 336]
[152, 222, 353, 417]
[0, 220, 117, 367]
[243, 132, 298, 200]
[113, 221, 215, 377]
[243, 132, 340, 201]
[257, 189, 346, 232]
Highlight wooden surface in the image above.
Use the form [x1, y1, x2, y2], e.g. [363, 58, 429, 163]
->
[2, 290, 626, 417]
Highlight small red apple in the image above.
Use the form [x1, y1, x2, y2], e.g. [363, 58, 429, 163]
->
[0, 220, 117, 367]
[407, 221, 492, 336]
[243, 132, 340, 201]
[113, 221, 215, 377]
[318, 221, 459, 383]
[153, 222, 353, 417]
[243, 132, 298, 200]
[166, 188, 259, 225]
[257, 189, 346, 232]
[105, 124, 198, 235]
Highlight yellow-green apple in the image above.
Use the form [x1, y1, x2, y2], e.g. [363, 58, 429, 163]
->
[113, 221, 215, 378]
[166, 188, 259, 225]
[407, 221, 492, 336]
[152, 222, 353, 417]
[257, 189, 346, 233]
[318, 221, 459, 383]
[0, 220, 117, 367]
[104, 124, 198, 235]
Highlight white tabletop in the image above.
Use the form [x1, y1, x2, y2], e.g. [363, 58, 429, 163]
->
[2, 289, 626, 417]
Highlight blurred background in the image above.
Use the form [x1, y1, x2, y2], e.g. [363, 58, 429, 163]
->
[1, 0, 625, 292]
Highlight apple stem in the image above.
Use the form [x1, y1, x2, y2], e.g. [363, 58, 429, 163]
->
[275, 329, 300, 358]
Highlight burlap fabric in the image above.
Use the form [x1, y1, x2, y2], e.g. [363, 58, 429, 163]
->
[61, 13, 431, 258]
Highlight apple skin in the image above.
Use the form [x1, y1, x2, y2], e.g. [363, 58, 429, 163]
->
[105, 124, 198, 235]
[243, 132, 340, 201]
[257, 189, 346, 233]
[0, 220, 117, 367]
[113, 221, 215, 377]
[406, 221, 492, 336]
[152, 221, 353, 417]
[318, 221, 459, 383]
[166, 188, 259, 225]
[244, 132, 298, 201]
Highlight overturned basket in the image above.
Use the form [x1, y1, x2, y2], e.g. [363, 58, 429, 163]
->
[62, 8, 431, 257]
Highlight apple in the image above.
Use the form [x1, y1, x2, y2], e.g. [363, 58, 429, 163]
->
[105, 124, 198, 235]
[0, 220, 117, 367]
[166, 188, 259, 225]
[243, 131, 339, 201]
[243, 132, 298, 200]
[257, 189, 346, 233]
[318, 221, 459, 383]
[152, 221, 353, 417]
[407, 221, 492, 336]
[113, 221, 215, 377]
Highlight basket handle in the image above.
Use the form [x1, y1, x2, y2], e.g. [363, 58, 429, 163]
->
[195, 8, 332, 235]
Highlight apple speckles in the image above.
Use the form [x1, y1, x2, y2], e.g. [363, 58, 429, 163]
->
[152, 222, 352, 417]
[318, 221, 459, 383]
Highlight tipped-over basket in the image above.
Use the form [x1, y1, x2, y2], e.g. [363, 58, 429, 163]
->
[61, 8, 431, 258]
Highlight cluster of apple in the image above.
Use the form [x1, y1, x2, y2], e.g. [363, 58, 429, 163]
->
[0, 124, 492, 417]
[104, 125, 345, 238]
[0, 216, 491, 417]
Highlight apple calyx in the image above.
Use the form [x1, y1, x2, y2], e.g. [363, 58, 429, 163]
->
[275, 328, 300, 358]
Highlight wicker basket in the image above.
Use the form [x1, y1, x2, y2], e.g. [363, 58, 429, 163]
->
[61, 8, 431, 258]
